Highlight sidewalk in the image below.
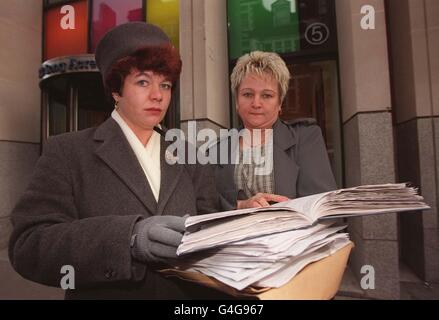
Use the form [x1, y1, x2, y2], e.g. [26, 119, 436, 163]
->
[336, 264, 439, 300]
[0, 249, 63, 300]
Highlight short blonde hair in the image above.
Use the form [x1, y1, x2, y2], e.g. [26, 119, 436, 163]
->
[231, 51, 291, 103]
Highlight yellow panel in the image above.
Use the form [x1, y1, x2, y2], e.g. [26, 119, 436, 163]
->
[146, 0, 179, 50]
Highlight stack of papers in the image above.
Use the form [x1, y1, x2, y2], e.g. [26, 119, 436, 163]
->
[173, 183, 429, 291]
[176, 222, 349, 290]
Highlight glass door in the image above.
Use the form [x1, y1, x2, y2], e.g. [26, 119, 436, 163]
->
[75, 73, 112, 131]
[41, 71, 180, 148]
[41, 72, 112, 146]
[282, 60, 343, 187]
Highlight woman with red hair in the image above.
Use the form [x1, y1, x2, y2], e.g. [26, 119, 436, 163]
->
[8, 22, 222, 299]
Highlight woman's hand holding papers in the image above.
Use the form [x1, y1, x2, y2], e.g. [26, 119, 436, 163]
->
[237, 193, 289, 209]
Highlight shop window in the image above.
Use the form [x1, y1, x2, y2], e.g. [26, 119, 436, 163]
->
[146, 0, 180, 50]
[227, 0, 337, 60]
[91, 0, 144, 52]
[44, 0, 89, 60]
[297, 0, 337, 52]
[41, 0, 182, 145]
[76, 74, 112, 130]
[42, 73, 113, 140]
[228, 0, 300, 60]
[284, 60, 342, 187]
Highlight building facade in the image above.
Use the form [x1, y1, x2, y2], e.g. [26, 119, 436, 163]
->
[0, 0, 437, 299]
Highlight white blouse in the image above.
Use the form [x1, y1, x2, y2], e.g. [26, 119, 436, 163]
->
[111, 110, 161, 202]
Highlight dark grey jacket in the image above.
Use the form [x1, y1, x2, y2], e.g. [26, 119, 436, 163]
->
[8, 118, 223, 299]
[214, 119, 337, 210]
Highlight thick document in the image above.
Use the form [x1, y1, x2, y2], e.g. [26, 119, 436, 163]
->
[163, 183, 428, 296]
[179, 183, 429, 255]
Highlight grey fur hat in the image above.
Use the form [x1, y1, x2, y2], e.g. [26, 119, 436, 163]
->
[95, 22, 171, 81]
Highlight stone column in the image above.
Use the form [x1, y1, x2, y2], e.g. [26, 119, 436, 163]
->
[336, 0, 399, 299]
[387, 0, 439, 283]
[0, 0, 42, 253]
[179, 0, 230, 138]
[0, 0, 63, 299]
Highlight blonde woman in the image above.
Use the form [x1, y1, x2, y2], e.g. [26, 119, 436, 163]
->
[214, 51, 336, 210]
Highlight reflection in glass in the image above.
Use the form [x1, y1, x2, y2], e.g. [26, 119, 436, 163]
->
[77, 73, 112, 130]
[228, 0, 300, 59]
[227, 0, 337, 59]
[281, 60, 342, 187]
[297, 0, 337, 51]
[91, 0, 143, 52]
[146, 0, 180, 50]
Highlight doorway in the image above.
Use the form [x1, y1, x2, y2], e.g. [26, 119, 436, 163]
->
[282, 60, 343, 187]
[40, 72, 180, 149]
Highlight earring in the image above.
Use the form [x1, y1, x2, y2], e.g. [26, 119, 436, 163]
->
[114, 100, 119, 110]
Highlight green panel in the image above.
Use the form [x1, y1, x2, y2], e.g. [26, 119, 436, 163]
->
[228, 0, 300, 59]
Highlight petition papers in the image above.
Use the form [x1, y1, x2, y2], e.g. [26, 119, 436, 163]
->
[176, 222, 349, 290]
[175, 183, 429, 291]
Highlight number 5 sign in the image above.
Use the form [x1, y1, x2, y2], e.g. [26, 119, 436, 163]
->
[305, 23, 330, 46]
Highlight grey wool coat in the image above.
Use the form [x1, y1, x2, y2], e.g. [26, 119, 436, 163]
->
[214, 118, 337, 210]
[8, 117, 224, 300]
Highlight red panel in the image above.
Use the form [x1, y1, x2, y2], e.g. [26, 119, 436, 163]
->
[44, 1, 89, 60]
[91, 0, 143, 52]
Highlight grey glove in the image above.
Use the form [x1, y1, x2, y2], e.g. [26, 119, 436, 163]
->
[131, 215, 186, 264]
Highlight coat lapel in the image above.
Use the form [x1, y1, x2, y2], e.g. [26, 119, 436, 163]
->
[217, 134, 238, 197]
[94, 118, 158, 215]
[156, 139, 183, 215]
[273, 119, 299, 199]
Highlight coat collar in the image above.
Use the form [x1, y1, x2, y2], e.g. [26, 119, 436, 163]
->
[157, 139, 183, 215]
[272, 118, 297, 150]
[93, 118, 182, 216]
[233, 118, 297, 150]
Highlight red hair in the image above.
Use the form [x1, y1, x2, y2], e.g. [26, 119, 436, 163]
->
[105, 44, 182, 97]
